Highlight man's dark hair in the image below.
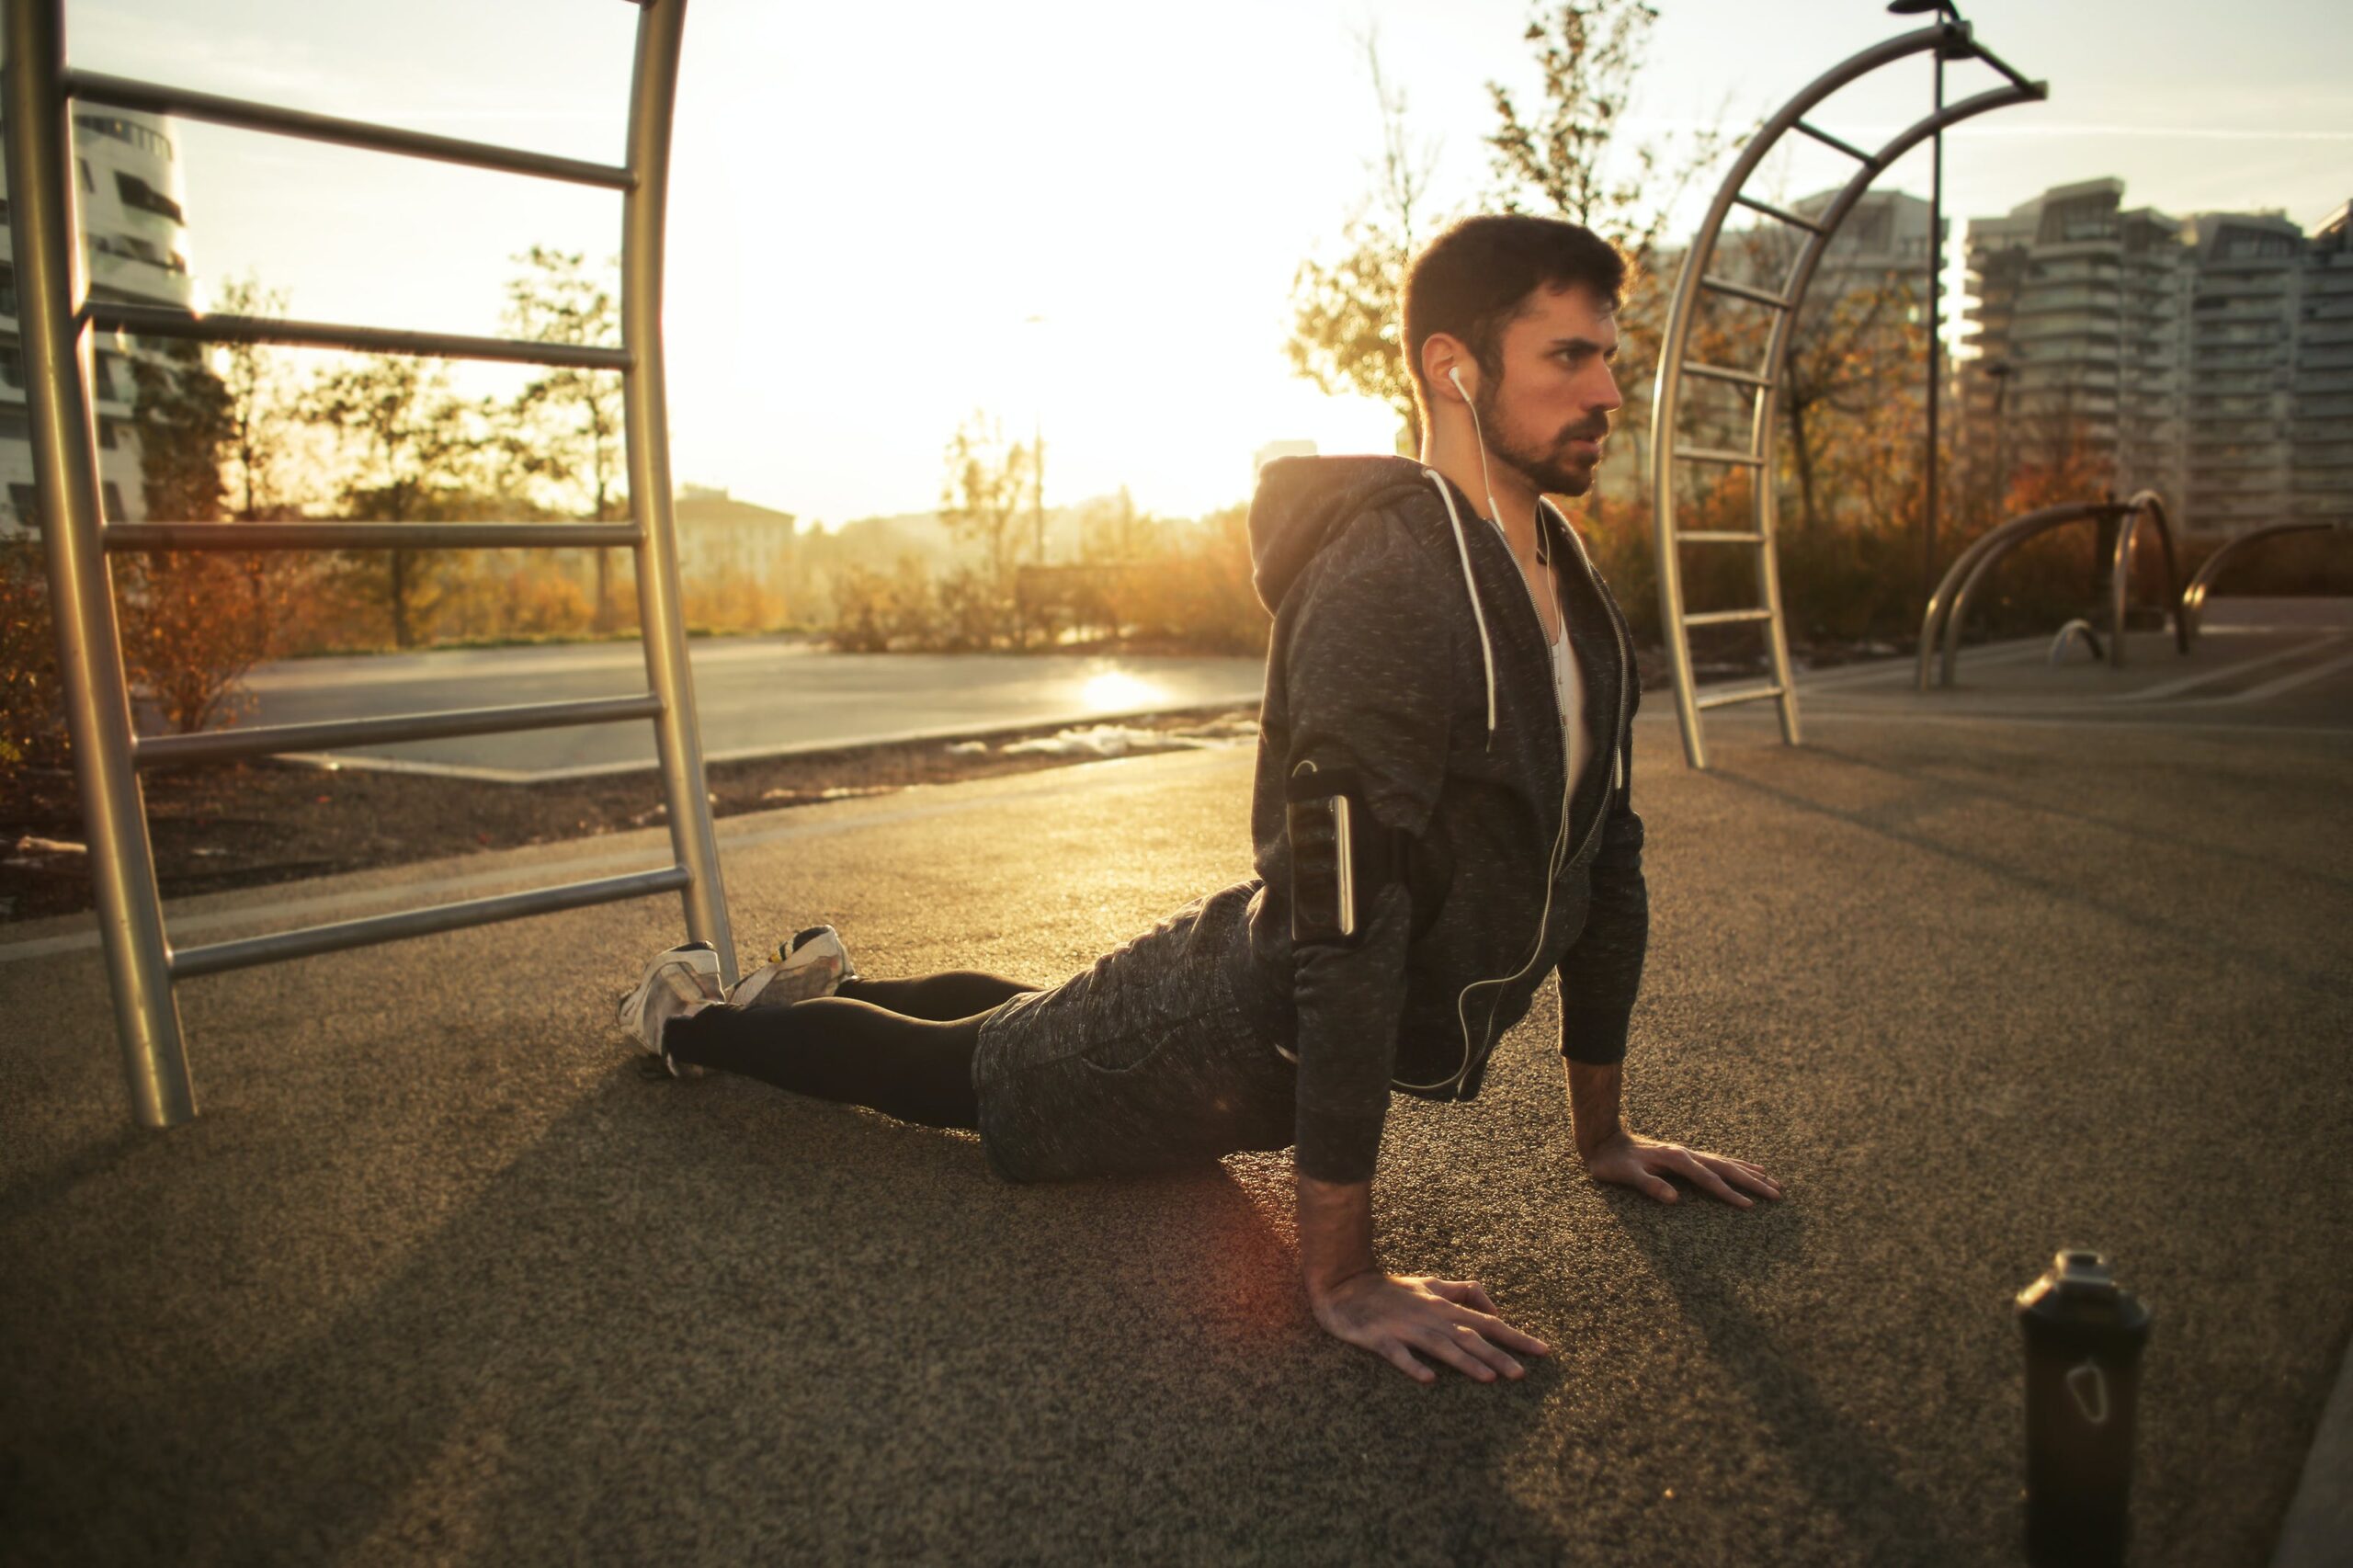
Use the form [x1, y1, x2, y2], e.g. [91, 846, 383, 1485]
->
[1402, 214, 1628, 405]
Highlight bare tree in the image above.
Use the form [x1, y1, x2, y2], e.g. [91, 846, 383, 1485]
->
[1285, 34, 1446, 452]
[501, 246, 628, 630]
[303, 357, 487, 648]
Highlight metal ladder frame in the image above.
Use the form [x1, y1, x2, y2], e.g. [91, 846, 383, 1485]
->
[1647, 20, 2047, 768]
[3, 0, 735, 1129]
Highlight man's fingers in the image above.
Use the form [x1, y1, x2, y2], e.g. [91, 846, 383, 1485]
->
[1668, 1150, 1752, 1207]
[1427, 1278, 1501, 1318]
[1412, 1327, 1500, 1382]
[1381, 1340, 1438, 1385]
[1439, 1303, 1551, 1359]
[1449, 1324, 1525, 1380]
[1718, 1161, 1783, 1199]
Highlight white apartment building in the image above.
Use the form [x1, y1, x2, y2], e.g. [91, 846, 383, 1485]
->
[1963, 179, 2353, 536]
[0, 105, 196, 539]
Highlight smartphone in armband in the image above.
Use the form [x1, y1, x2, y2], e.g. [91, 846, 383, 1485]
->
[1287, 783, 1358, 946]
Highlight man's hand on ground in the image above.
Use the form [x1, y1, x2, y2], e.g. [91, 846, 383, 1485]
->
[1580, 1130, 1782, 1208]
[1311, 1271, 1552, 1386]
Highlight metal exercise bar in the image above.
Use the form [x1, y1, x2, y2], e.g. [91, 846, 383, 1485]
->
[1792, 119, 1881, 167]
[4, 0, 190, 1125]
[63, 69, 635, 189]
[102, 521, 643, 551]
[621, 0, 736, 987]
[134, 693, 665, 770]
[1915, 501, 2104, 690]
[1682, 361, 1772, 390]
[2105, 490, 2189, 670]
[1700, 275, 1795, 311]
[85, 301, 633, 370]
[1731, 192, 1827, 234]
[1649, 20, 2046, 768]
[2180, 519, 2347, 638]
[172, 867, 691, 980]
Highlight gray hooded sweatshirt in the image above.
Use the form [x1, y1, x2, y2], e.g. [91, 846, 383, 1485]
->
[1228, 454, 1651, 1184]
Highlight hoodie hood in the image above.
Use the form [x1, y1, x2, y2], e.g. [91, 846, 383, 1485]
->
[1248, 455, 1437, 616]
[1250, 452, 1516, 745]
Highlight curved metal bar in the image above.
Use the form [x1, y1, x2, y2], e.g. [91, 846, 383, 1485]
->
[1939, 502, 2116, 687]
[2104, 490, 2188, 669]
[2, 0, 193, 1126]
[1650, 21, 2048, 767]
[1915, 501, 2101, 689]
[621, 0, 737, 987]
[2181, 519, 2350, 639]
[2048, 619, 2104, 665]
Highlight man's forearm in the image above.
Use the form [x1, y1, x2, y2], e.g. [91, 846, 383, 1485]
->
[1297, 1174, 1375, 1302]
[1565, 1058, 1624, 1158]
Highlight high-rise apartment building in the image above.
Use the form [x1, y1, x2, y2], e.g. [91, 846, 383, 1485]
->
[1962, 179, 2352, 536]
[0, 106, 196, 539]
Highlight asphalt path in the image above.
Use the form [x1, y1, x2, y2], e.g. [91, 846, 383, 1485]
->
[4, 695, 2348, 1562]
[241, 638, 1267, 779]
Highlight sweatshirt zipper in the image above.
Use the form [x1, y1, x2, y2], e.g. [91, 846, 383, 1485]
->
[1394, 483, 1580, 1095]
[1411, 494, 1631, 1096]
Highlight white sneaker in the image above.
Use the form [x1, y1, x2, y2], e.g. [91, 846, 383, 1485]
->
[730, 925, 857, 1009]
[618, 940, 724, 1076]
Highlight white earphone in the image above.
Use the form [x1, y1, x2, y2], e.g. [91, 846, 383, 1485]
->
[1446, 363, 1505, 528]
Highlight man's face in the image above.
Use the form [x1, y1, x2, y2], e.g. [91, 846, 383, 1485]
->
[1471, 281, 1624, 498]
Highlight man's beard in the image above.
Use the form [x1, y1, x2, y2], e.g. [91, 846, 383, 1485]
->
[1472, 383, 1610, 498]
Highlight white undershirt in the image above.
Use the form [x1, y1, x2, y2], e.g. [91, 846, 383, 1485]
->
[1549, 624, 1593, 798]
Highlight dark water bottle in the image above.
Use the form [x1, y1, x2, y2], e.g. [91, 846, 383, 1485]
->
[2016, 1249, 2154, 1567]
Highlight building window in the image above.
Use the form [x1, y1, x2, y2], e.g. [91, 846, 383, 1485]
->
[0, 337, 20, 390]
[9, 483, 39, 527]
[0, 410, 28, 442]
[78, 157, 93, 193]
[73, 114, 175, 163]
[101, 480, 125, 522]
[97, 416, 116, 449]
[111, 170, 185, 225]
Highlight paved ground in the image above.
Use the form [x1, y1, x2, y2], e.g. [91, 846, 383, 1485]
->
[4, 678, 2348, 1562]
[243, 639, 1266, 780]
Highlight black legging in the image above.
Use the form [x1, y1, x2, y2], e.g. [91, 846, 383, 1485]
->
[662, 971, 1040, 1131]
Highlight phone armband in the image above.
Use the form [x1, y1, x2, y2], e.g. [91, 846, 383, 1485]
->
[1286, 762, 1408, 947]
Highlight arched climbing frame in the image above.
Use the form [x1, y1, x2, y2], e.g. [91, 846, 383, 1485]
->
[1648, 20, 2047, 768]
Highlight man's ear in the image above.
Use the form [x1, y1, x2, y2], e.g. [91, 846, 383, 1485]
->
[1420, 334, 1473, 403]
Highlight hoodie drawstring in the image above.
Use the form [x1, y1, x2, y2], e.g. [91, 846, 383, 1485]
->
[1423, 470, 1500, 750]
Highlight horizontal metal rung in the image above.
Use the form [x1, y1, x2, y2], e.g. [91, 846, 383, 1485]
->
[1731, 191, 1827, 234]
[1675, 446, 1767, 468]
[1793, 119, 1881, 167]
[1701, 275, 1794, 312]
[1677, 531, 1768, 545]
[84, 301, 631, 371]
[1693, 682, 1786, 711]
[135, 693, 665, 769]
[1682, 360, 1773, 390]
[102, 522, 643, 552]
[63, 69, 634, 191]
[170, 865, 691, 980]
[1684, 608, 1775, 627]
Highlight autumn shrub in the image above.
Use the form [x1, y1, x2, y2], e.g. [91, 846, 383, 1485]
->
[683, 573, 787, 635]
[0, 540, 66, 778]
[827, 555, 937, 652]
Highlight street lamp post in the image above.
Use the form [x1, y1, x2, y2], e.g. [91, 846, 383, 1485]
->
[1890, 0, 1966, 610]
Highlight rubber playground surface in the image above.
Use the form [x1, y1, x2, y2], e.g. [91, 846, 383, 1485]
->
[2, 633, 2347, 1564]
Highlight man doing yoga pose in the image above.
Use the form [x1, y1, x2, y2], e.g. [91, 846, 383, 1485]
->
[618, 214, 1780, 1384]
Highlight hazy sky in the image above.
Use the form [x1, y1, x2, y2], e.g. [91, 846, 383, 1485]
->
[64, 0, 2353, 524]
